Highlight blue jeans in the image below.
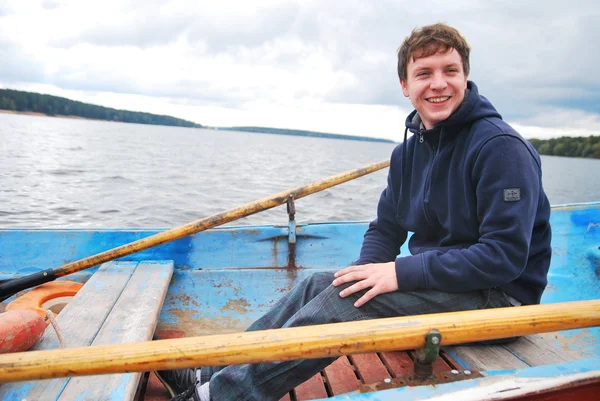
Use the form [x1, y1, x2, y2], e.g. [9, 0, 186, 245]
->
[200, 271, 513, 401]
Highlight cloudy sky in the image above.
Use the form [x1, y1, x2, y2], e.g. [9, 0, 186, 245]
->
[1, 0, 598, 141]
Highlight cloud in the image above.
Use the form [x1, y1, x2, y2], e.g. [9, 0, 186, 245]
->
[42, 1, 60, 10]
[514, 107, 600, 134]
[0, 6, 11, 17]
[0, 0, 598, 137]
[0, 41, 45, 84]
[53, 12, 193, 49]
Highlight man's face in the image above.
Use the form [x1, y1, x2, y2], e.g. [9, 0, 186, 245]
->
[400, 48, 468, 130]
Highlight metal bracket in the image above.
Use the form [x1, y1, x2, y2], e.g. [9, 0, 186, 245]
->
[413, 329, 442, 379]
[287, 194, 296, 245]
[286, 194, 297, 268]
[359, 368, 482, 393]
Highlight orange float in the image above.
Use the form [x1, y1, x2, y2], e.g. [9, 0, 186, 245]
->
[0, 310, 47, 354]
[6, 280, 83, 318]
[1, 280, 82, 354]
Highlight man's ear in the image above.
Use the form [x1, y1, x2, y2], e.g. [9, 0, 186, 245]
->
[400, 79, 409, 98]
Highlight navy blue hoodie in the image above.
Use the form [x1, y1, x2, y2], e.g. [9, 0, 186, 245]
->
[356, 81, 552, 305]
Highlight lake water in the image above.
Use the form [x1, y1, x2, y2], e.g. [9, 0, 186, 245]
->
[1, 113, 598, 228]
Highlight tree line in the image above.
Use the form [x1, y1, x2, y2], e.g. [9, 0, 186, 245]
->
[0, 89, 202, 128]
[529, 136, 600, 159]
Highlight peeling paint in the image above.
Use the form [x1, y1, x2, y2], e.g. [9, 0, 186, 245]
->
[220, 298, 251, 314]
[159, 308, 248, 336]
[171, 292, 199, 308]
[554, 329, 594, 356]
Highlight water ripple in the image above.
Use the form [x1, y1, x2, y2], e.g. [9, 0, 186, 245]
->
[47, 168, 85, 176]
[52, 207, 79, 214]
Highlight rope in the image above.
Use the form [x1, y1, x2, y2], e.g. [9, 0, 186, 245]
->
[45, 310, 66, 349]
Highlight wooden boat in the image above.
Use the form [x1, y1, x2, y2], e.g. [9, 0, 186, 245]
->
[0, 161, 599, 401]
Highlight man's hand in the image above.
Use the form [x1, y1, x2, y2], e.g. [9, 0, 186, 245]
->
[332, 262, 399, 308]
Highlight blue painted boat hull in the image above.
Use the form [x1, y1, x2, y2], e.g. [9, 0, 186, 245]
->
[1, 201, 599, 399]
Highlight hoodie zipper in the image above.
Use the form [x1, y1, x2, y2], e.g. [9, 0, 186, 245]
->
[422, 130, 442, 229]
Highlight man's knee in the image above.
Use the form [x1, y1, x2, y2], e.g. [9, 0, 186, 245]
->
[302, 271, 335, 293]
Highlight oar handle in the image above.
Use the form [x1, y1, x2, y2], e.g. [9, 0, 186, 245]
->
[0, 271, 58, 300]
[0, 159, 390, 301]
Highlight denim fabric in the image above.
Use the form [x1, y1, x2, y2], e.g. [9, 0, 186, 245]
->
[200, 271, 513, 401]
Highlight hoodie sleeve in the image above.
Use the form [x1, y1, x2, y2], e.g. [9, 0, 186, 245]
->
[354, 151, 409, 265]
[394, 134, 541, 292]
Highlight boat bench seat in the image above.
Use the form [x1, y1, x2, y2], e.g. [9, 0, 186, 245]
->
[0, 260, 173, 401]
[445, 332, 582, 372]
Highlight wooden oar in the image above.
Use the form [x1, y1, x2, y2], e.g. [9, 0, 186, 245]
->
[0, 159, 390, 302]
[1, 299, 599, 382]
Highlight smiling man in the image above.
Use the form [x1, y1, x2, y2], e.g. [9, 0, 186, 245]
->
[157, 23, 552, 401]
[333, 23, 551, 311]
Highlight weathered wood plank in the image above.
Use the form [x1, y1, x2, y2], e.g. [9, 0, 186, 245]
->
[350, 353, 391, 384]
[503, 333, 581, 366]
[0, 261, 137, 400]
[293, 373, 328, 400]
[323, 356, 359, 395]
[444, 332, 580, 372]
[58, 261, 173, 401]
[445, 344, 530, 371]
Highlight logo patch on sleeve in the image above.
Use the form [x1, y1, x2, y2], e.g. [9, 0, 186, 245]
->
[504, 188, 521, 202]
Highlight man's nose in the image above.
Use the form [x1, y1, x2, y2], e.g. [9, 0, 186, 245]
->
[430, 72, 447, 90]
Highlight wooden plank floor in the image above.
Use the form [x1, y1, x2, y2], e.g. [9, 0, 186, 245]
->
[141, 350, 461, 401]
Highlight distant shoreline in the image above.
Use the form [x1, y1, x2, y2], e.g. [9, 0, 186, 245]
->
[0, 109, 93, 120]
[1, 88, 398, 143]
[0, 109, 397, 144]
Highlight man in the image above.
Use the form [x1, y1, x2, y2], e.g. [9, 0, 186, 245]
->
[157, 23, 552, 401]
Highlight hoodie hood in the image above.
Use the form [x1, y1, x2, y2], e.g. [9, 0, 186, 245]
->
[404, 81, 502, 134]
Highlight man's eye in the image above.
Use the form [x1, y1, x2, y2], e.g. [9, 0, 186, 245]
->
[417, 72, 429, 77]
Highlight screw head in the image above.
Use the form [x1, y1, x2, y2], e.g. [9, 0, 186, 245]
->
[431, 336, 440, 345]
[451, 369, 459, 375]
[384, 378, 392, 384]
[464, 370, 472, 375]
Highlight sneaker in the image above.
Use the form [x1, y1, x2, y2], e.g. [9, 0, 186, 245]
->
[169, 384, 200, 401]
[155, 368, 198, 398]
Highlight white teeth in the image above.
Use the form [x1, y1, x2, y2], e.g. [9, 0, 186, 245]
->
[428, 97, 450, 103]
